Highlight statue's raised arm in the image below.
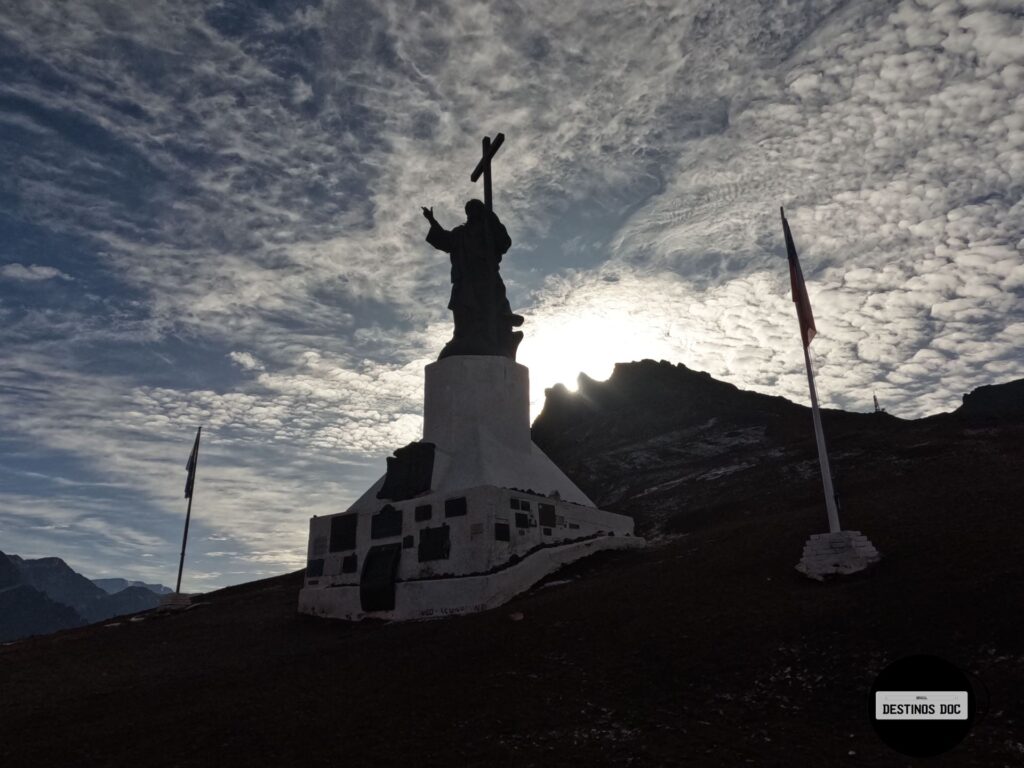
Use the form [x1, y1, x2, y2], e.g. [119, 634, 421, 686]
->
[423, 206, 453, 254]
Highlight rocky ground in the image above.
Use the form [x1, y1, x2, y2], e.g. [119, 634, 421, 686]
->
[1, 363, 1021, 766]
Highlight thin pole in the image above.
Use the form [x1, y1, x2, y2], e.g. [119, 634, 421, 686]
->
[803, 344, 841, 533]
[176, 427, 200, 594]
[175, 492, 194, 594]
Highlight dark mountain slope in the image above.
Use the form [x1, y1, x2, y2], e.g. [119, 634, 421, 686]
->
[0, 551, 18, 589]
[0, 552, 163, 640]
[13, 555, 115, 622]
[0, 584, 85, 643]
[0, 366, 1021, 766]
[959, 378, 1024, 419]
[532, 360, 1023, 536]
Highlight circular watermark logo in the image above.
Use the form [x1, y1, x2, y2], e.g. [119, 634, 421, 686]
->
[870, 654, 974, 757]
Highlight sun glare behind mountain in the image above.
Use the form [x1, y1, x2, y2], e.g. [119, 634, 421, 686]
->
[518, 307, 678, 419]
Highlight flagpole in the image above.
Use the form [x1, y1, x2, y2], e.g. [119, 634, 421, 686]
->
[176, 426, 201, 594]
[175, 489, 194, 594]
[802, 344, 841, 534]
[782, 206, 842, 535]
[783, 208, 880, 578]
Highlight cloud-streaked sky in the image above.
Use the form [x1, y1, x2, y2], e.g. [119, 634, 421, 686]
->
[1, 0, 1021, 590]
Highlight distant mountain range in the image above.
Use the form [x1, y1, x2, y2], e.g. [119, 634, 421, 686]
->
[0, 552, 170, 643]
[93, 578, 173, 596]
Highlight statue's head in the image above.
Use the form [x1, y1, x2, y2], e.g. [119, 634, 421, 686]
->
[464, 199, 486, 222]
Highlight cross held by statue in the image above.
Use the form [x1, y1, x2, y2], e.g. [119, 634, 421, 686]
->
[470, 133, 505, 212]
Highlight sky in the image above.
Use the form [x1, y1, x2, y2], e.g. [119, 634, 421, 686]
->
[1, 0, 1021, 591]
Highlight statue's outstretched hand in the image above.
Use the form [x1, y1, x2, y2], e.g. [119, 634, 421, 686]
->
[421, 206, 434, 222]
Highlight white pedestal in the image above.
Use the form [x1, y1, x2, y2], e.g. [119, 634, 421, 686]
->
[796, 530, 880, 580]
[421, 356, 594, 506]
[424, 356, 531, 452]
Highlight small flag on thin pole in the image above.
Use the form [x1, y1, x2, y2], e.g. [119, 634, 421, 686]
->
[185, 427, 200, 499]
[781, 208, 840, 534]
[176, 426, 201, 594]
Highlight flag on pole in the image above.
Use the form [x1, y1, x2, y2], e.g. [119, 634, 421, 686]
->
[184, 427, 201, 499]
[781, 207, 817, 348]
[780, 207, 841, 535]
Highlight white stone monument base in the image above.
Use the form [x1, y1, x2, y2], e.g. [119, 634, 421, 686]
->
[298, 483, 641, 621]
[796, 530, 880, 581]
[300, 532, 644, 622]
[298, 356, 644, 622]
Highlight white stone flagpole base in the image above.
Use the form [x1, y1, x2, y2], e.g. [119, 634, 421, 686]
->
[796, 530, 880, 581]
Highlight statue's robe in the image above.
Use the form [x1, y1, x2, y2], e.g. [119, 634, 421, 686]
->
[426, 211, 513, 355]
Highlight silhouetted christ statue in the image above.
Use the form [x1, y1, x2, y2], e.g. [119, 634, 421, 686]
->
[422, 133, 524, 360]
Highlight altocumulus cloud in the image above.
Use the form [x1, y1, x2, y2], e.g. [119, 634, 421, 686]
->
[0, 0, 1021, 588]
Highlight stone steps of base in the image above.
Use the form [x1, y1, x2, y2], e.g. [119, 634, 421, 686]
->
[807, 540, 878, 551]
[801, 545, 869, 556]
[802, 546, 878, 556]
[802, 537, 877, 552]
[801, 558, 864, 567]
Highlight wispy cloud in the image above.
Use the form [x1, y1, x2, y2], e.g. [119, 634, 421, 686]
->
[0, 263, 71, 281]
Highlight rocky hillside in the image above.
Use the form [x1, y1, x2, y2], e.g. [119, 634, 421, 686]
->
[533, 360, 1023, 536]
[1, 364, 1021, 765]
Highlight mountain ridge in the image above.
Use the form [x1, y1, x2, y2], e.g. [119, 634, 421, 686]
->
[93, 578, 173, 596]
[531, 360, 1023, 533]
[0, 551, 165, 642]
